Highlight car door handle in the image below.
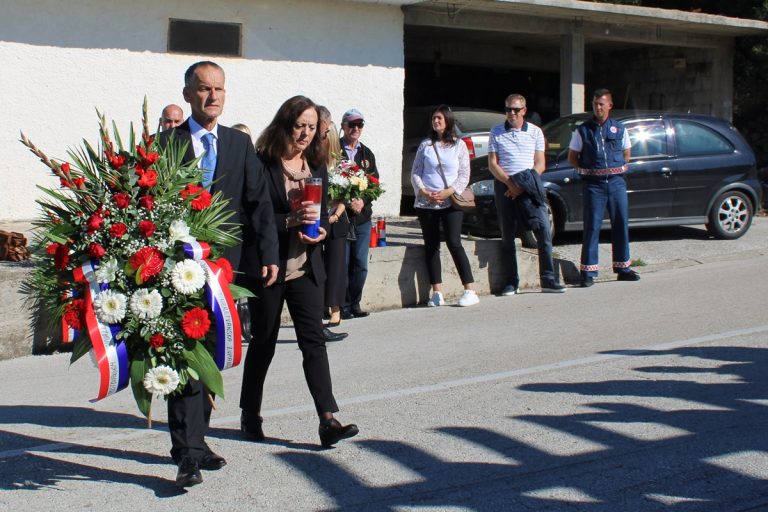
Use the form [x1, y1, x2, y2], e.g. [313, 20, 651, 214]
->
[660, 167, 672, 177]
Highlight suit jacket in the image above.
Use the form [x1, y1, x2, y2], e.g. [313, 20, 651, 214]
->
[261, 157, 330, 285]
[160, 120, 279, 277]
[339, 139, 379, 225]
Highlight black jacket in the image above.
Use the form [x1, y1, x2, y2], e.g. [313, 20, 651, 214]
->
[339, 139, 379, 225]
[160, 120, 279, 276]
[510, 169, 547, 231]
[260, 157, 330, 285]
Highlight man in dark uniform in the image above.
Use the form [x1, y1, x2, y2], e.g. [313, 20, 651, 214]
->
[568, 88, 640, 287]
[162, 60, 279, 487]
[338, 108, 379, 319]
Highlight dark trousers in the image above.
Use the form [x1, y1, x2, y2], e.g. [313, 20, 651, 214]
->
[580, 175, 631, 277]
[416, 207, 474, 285]
[344, 221, 371, 312]
[494, 180, 557, 288]
[240, 275, 338, 416]
[167, 378, 214, 463]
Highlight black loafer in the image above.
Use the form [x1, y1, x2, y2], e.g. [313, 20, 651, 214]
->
[617, 270, 641, 281]
[580, 277, 595, 288]
[351, 309, 369, 318]
[319, 418, 359, 448]
[323, 328, 348, 342]
[240, 411, 265, 442]
[176, 457, 203, 487]
[200, 451, 227, 471]
[340, 310, 354, 320]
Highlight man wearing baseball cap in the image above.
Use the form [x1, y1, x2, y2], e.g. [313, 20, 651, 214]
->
[339, 108, 379, 319]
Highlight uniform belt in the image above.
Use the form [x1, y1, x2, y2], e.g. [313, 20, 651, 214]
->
[578, 166, 627, 176]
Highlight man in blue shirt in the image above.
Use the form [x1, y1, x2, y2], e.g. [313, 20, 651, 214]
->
[568, 88, 640, 287]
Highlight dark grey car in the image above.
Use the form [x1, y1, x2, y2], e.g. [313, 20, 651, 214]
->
[463, 111, 762, 241]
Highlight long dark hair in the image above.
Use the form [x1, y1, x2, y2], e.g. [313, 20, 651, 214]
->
[256, 95, 327, 167]
[428, 104, 457, 145]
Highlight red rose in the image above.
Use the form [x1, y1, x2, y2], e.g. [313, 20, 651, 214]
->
[138, 195, 155, 210]
[137, 169, 157, 188]
[180, 184, 202, 199]
[88, 242, 106, 259]
[54, 243, 70, 270]
[138, 220, 156, 238]
[113, 193, 130, 209]
[86, 214, 103, 234]
[63, 298, 85, 330]
[190, 189, 212, 211]
[110, 223, 128, 238]
[149, 333, 165, 349]
[215, 257, 234, 283]
[181, 307, 211, 339]
[128, 246, 164, 283]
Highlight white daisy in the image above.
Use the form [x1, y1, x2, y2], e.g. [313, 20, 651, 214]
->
[168, 219, 195, 243]
[143, 365, 180, 396]
[129, 288, 163, 320]
[93, 289, 127, 324]
[171, 259, 206, 294]
[94, 258, 119, 284]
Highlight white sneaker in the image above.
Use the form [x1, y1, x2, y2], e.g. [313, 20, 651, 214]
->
[457, 290, 479, 307]
[501, 285, 519, 296]
[427, 291, 445, 307]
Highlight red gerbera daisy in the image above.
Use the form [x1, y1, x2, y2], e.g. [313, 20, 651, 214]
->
[181, 307, 211, 339]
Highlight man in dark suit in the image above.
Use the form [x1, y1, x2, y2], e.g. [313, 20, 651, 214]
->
[162, 60, 279, 487]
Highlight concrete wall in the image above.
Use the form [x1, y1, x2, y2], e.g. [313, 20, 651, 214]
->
[0, 0, 405, 222]
[589, 46, 720, 115]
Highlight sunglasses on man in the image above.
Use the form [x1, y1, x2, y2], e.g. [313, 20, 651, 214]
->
[504, 107, 525, 114]
[347, 121, 364, 129]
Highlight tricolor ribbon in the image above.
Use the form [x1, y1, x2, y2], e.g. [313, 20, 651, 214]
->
[182, 242, 242, 371]
[73, 260, 129, 401]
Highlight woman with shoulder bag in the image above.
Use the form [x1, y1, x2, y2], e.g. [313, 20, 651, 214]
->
[411, 104, 478, 307]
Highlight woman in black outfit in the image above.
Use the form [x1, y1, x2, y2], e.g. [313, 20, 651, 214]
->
[239, 95, 358, 447]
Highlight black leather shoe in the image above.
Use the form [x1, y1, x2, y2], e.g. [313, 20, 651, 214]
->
[240, 411, 265, 442]
[340, 310, 354, 320]
[200, 451, 226, 471]
[323, 328, 348, 342]
[176, 457, 203, 487]
[351, 309, 369, 318]
[319, 418, 359, 448]
[326, 321, 341, 328]
[580, 277, 595, 288]
[617, 270, 641, 281]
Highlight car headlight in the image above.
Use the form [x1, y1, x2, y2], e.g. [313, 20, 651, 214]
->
[470, 179, 495, 196]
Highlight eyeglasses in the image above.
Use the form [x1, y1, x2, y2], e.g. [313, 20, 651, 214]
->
[347, 121, 364, 129]
[505, 107, 525, 114]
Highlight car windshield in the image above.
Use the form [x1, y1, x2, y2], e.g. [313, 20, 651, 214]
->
[542, 115, 588, 164]
[454, 111, 506, 134]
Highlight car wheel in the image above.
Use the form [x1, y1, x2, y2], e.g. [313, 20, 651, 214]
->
[706, 191, 753, 240]
[520, 201, 555, 248]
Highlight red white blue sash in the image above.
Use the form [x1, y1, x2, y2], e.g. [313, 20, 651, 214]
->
[73, 260, 129, 401]
[182, 242, 242, 370]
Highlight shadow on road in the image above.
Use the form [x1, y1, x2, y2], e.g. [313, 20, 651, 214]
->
[2, 345, 767, 508]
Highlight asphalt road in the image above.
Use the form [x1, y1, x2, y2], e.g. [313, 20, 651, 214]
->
[1, 221, 767, 511]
